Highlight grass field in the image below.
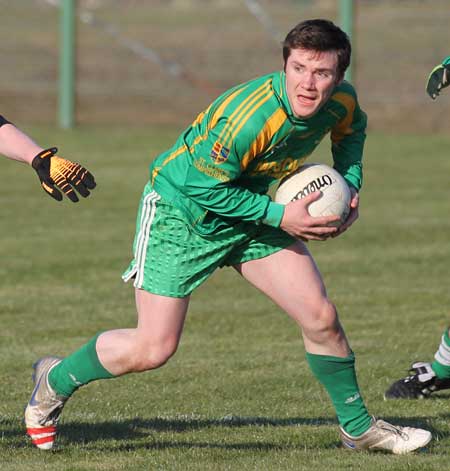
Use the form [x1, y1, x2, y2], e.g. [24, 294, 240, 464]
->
[1, 126, 450, 470]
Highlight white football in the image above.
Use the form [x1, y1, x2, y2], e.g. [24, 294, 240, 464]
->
[275, 163, 351, 227]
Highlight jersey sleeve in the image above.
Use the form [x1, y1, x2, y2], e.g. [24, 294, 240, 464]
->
[181, 120, 284, 227]
[330, 89, 367, 191]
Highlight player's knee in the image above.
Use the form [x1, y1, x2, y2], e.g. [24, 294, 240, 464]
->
[306, 299, 340, 340]
[131, 340, 179, 372]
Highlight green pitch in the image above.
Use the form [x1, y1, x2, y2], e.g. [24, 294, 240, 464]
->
[1, 126, 449, 470]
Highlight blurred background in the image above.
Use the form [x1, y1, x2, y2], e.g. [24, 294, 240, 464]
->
[1, 0, 449, 132]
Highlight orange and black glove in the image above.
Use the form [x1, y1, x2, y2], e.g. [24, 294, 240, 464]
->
[31, 147, 96, 202]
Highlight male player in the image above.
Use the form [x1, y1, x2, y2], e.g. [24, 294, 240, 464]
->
[25, 19, 431, 453]
[0, 115, 96, 201]
[385, 56, 450, 399]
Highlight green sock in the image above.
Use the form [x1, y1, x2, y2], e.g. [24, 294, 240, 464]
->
[306, 351, 372, 437]
[431, 329, 450, 380]
[48, 333, 115, 397]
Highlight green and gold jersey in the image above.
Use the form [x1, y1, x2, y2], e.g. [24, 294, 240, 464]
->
[150, 71, 367, 235]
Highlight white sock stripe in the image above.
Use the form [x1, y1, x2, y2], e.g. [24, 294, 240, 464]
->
[435, 348, 450, 366]
[440, 334, 450, 354]
[434, 334, 450, 366]
[135, 192, 160, 287]
[439, 343, 450, 358]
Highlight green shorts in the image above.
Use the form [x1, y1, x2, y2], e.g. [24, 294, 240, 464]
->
[122, 182, 295, 297]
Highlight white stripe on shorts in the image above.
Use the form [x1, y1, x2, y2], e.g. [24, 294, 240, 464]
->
[133, 190, 160, 288]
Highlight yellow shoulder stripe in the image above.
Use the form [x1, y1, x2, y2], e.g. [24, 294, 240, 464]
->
[217, 79, 272, 147]
[210, 85, 249, 129]
[240, 107, 287, 170]
[152, 79, 276, 181]
[228, 87, 274, 146]
[192, 110, 206, 127]
[330, 92, 356, 143]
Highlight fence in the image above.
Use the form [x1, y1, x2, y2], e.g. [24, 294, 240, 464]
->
[1, 0, 449, 131]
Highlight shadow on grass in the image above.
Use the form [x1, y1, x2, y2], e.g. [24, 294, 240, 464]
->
[66, 415, 449, 444]
[64, 415, 337, 440]
[48, 416, 335, 450]
[2, 415, 339, 451]
[3, 413, 448, 451]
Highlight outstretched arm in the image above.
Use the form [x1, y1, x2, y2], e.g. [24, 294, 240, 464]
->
[0, 116, 96, 202]
[0, 117, 42, 164]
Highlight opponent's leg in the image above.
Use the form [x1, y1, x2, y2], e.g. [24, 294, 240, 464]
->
[385, 327, 450, 399]
[431, 327, 450, 380]
[235, 241, 431, 453]
[25, 289, 189, 449]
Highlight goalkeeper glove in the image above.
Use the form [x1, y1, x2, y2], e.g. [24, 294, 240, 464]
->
[31, 147, 96, 202]
[426, 56, 450, 99]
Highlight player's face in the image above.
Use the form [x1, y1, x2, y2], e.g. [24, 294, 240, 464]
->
[285, 48, 342, 119]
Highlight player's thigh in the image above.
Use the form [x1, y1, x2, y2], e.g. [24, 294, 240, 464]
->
[135, 288, 190, 348]
[234, 240, 328, 324]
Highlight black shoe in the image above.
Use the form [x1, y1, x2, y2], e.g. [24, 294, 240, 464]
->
[384, 361, 450, 399]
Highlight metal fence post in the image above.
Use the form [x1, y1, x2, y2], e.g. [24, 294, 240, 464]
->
[59, 0, 76, 128]
[339, 0, 354, 83]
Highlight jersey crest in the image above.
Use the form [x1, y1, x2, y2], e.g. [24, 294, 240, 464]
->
[210, 141, 230, 164]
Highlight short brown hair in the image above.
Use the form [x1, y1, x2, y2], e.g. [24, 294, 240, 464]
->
[283, 19, 351, 80]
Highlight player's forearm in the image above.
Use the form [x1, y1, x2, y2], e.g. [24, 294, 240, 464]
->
[179, 151, 285, 227]
[183, 181, 284, 227]
[0, 122, 43, 165]
[330, 101, 366, 190]
[333, 158, 363, 191]
[332, 129, 365, 190]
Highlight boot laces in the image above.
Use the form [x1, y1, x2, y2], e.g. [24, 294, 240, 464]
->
[378, 420, 409, 441]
